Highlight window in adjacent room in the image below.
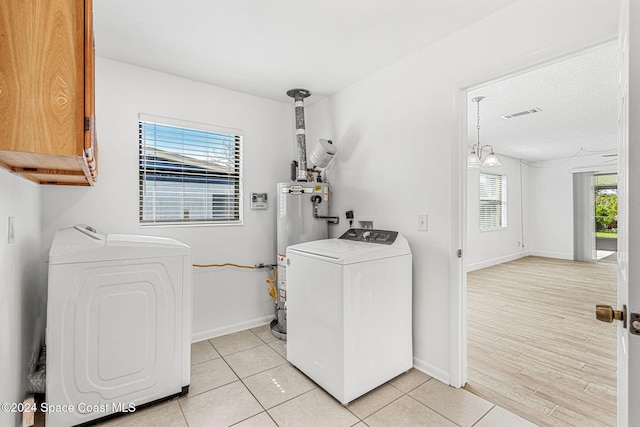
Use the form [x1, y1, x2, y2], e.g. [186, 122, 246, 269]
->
[138, 114, 242, 225]
[479, 172, 507, 231]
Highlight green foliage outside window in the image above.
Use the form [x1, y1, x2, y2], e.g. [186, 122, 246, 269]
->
[595, 192, 617, 233]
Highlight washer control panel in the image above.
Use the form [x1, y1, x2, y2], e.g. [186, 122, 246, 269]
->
[338, 228, 398, 245]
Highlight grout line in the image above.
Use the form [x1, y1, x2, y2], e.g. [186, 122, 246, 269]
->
[470, 404, 496, 427]
[176, 397, 191, 427]
[189, 354, 222, 368]
[404, 393, 463, 427]
[263, 387, 318, 416]
[355, 389, 407, 424]
[220, 354, 243, 382]
[221, 349, 289, 381]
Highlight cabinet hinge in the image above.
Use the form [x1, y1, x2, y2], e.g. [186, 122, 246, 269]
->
[84, 117, 91, 131]
[457, 249, 462, 258]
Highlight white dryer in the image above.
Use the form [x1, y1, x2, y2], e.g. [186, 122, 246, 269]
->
[286, 228, 412, 405]
[46, 225, 192, 427]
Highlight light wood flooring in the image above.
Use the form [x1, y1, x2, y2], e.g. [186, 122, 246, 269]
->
[465, 256, 617, 427]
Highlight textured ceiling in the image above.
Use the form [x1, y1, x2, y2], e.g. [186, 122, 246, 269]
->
[467, 43, 619, 163]
[93, 0, 520, 104]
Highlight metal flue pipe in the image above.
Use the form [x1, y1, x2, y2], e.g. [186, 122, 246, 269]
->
[287, 88, 311, 181]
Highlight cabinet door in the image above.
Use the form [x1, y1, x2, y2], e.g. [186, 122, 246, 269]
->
[0, 0, 85, 156]
[84, 0, 98, 181]
[0, 0, 97, 185]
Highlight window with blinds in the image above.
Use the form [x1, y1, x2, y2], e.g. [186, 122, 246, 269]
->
[479, 172, 507, 231]
[138, 115, 242, 225]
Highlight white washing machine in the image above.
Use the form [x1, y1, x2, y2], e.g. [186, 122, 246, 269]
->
[46, 225, 192, 427]
[286, 228, 412, 405]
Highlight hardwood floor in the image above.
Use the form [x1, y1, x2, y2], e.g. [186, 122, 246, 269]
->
[465, 256, 617, 427]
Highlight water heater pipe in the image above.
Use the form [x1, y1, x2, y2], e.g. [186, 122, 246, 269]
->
[311, 195, 340, 224]
[287, 88, 312, 181]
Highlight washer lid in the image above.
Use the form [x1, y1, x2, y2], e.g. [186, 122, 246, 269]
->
[287, 233, 411, 264]
[49, 225, 190, 265]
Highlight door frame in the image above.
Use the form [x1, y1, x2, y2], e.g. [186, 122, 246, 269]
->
[451, 41, 620, 389]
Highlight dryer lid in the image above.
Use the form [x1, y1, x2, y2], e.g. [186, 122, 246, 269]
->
[49, 225, 190, 265]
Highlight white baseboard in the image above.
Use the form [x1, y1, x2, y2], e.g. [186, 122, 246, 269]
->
[192, 315, 274, 343]
[413, 356, 450, 385]
[466, 252, 524, 272]
[525, 250, 573, 260]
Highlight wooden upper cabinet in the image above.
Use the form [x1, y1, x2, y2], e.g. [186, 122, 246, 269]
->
[0, 0, 97, 185]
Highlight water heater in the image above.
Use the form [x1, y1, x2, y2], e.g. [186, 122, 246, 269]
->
[272, 182, 334, 338]
[271, 88, 338, 339]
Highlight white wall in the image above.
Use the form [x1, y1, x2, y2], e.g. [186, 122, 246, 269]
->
[307, 0, 617, 382]
[466, 153, 614, 270]
[0, 169, 43, 427]
[467, 156, 524, 271]
[40, 58, 294, 342]
[525, 154, 615, 260]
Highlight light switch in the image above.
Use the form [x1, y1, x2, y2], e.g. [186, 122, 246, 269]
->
[8, 216, 15, 243]
[418, 214, 428, 231]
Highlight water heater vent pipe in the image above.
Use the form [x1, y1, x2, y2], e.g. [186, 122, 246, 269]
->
[287, 88, 311, 181]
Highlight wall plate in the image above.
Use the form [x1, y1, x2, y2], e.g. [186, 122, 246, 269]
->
[8, 216, 15, 244]
[418, 214, 428, 231]
[251, 193, 268, 210]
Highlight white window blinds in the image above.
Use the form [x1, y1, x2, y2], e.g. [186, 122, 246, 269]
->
[479, 172, 507, 231]
[139, 115, 243, 225]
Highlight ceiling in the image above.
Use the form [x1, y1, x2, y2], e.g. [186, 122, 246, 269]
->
[93, 1, 618, 163]
[93, 0, 519, 104]
[467, 43, 619, 163]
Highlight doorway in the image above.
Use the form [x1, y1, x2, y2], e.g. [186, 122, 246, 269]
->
[462, 43, 619, 426]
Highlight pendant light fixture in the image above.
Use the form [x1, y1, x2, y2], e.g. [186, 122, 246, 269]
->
[468, 96, 501, 168]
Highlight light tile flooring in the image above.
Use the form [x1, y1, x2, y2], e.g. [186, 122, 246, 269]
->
[92, 325, 535, 427]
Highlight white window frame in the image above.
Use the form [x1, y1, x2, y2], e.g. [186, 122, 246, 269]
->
[138, 114, 243, 226]
[479, 172, 507, 231]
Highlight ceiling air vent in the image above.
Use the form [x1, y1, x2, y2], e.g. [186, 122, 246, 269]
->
[501, 107, 542, 120]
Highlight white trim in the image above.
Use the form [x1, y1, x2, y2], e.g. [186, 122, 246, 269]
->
[570, 164, 618, 174]
[449, 88, 466, 388]
[139, 113, 244, 137]
[413, 356, 450, 385]
[466, 252, 525, 272]
[192, 315, 273, 343]
[524, 250, 573, 260]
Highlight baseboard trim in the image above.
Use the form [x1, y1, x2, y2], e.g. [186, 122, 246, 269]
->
[413, 356, 450, 386]
[192, 315, 274, 343]
[466, 252, 524, 272]
[525, 250, 573, 260]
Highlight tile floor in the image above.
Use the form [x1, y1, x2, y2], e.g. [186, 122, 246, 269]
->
[96, 325, 536, 427]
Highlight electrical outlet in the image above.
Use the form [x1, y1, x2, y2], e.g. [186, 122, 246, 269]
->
[418, 214, 428, 231]
[8, 216, 15, 244]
